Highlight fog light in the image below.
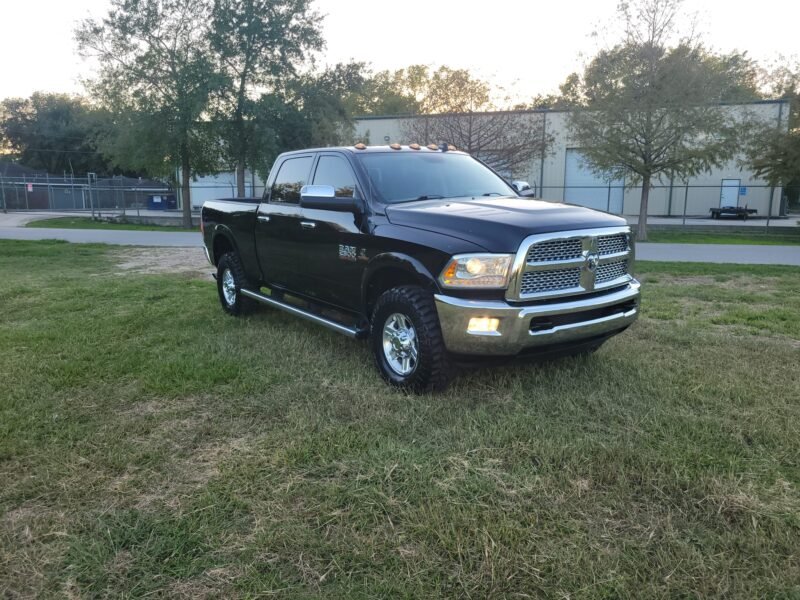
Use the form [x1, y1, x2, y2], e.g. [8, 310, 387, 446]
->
[467, 317, 500, 334]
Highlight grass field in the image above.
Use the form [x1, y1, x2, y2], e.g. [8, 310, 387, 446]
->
[645, 229, 800, 245]
[1, 240, 799, 598]
[26, 216, 197, 232]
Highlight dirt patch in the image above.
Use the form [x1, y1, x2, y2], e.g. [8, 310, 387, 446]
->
[113, 247, 212, 279]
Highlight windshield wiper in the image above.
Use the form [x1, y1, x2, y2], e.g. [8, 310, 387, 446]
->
[481, 192, 504, 196]
[393, 194, 446, 203]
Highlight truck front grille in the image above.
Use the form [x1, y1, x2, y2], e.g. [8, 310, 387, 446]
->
[527, 238, 583, 263]
[508, 227, 634, 301]
[597, 233, 629, 255]
[596, 260, 628, 283]
[520, 268, 581, 294]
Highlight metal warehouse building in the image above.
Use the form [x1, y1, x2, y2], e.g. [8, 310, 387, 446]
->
[354, 100, 790, 218]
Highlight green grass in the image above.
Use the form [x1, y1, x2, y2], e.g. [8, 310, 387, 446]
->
[26, 216, 197, 232]
[645, 229, 800, 245]
[2, 240, 799, 598]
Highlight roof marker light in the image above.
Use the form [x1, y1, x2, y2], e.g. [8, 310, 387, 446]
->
[448, 144, 456, 151]
[426, 143, 438, 151]
[390, 143, 401, 150]
[409, 143, 421, 150]
[354, 143, 367, 150]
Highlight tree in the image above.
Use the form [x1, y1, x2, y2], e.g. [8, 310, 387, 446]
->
[358, 69, 421, 116]
[209, 0, 323, 197]
[563, 0, 761, 240]
[400, 111, 552, 179]
[357, 65, 493, 116]
[283, 63, 369, 148]
[0, 93, 115, 175]
[746, 57, 799, 209]
[76, 0, 224, 227]
[383, 67, 551, 179]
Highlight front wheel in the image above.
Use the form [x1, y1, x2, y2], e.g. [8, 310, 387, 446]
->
[370, 286, 452, 392]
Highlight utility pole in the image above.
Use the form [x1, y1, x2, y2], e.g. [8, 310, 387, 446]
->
[0, 174, 6, 213]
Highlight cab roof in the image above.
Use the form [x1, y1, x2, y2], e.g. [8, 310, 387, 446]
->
[281, 144, 465, 156]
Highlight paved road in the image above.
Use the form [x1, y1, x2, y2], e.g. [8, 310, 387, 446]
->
[1, 226, 799, 265]
[0, 226, 203, 247]
[636, 242, 800, 266]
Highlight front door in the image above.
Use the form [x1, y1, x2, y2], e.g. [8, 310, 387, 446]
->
[255, 154, 314, 292]
[299, 153, 367, 310]
[720, 179, 740, 208]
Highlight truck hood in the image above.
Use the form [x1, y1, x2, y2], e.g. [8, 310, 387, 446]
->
[384, 196, 627, 252]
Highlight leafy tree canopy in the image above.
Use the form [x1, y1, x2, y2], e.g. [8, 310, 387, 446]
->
[0, 93, 118, 176]
[209, 0, 323, 195]
[560, 0, 764, 240]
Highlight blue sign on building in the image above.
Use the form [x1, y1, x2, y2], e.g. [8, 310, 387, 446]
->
[740, 186, 748, 196]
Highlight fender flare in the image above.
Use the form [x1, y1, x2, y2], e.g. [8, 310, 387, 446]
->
[209, 225, 240, 265]
[360, 252, 440, 310]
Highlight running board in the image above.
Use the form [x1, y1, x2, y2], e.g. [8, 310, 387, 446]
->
[240, 288, 365, 339]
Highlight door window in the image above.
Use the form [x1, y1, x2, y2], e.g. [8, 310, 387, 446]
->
[312, 155, 356, 198]
[271, 156, 313, 204]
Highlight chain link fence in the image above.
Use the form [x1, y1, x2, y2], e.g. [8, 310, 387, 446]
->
[532, 183, 798, 231]
[0, 174, 173, 214]
[0, 174, 271, 216]
[0, 174, 796, 231]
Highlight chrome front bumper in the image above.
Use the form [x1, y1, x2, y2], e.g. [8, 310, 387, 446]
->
[434, 280, 640, 355]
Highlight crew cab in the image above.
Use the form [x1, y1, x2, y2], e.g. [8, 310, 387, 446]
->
[202, 144, 640, 391]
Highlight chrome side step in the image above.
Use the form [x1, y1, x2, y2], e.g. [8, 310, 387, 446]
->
[240, 288, 364, 338]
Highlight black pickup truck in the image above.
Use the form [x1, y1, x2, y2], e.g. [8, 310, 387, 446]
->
[202, 144, 640, 391]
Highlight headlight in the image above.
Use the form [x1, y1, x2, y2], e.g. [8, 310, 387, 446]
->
[439, 254, 513, 288]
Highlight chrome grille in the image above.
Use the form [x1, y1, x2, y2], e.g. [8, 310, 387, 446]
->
[596, 260, 628, 283]
[527, 238, 582, 263]
[510, 227, 634, 301]
[597, 233, 628, 255]
[520, 268, 581, 294]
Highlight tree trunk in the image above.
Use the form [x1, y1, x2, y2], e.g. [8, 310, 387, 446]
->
[236, 161, 246, 198]
[637, 174, 651, 242]
[181, 153, 192, 229]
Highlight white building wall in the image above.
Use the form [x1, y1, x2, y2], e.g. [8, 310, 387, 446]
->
[177, 170, 267, 209]
[354, 101, 789, 217]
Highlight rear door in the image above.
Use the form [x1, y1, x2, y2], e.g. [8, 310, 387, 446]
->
[255, 154, 314, 292]
[300, 153, 367, 309]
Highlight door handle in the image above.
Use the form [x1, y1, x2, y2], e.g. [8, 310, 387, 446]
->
[300, 221, 316, 229]
[257, 215, 270, 223]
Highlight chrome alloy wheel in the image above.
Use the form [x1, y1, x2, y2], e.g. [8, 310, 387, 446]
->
[382, 312, 419, 376]
[221, 268, 237, 306]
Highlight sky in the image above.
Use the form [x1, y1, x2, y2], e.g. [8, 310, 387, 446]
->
[0, 0, 797, 103]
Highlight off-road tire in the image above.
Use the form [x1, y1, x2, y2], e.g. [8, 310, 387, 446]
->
[370, 285, 452, 392]
[217, 252, 256, 316]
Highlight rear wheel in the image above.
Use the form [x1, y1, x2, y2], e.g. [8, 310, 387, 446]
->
[217, 252, 255, 316]
[370, 286, 452, 392]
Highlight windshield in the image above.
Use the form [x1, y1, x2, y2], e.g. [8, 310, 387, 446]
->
[355, 152, 515, 204]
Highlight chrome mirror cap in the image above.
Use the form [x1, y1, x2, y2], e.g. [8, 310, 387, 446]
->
[300, 184, 335, 200]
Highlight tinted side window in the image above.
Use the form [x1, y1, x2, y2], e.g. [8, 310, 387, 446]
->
[312, 156, 356, 198]
[271, 156, 313, 204]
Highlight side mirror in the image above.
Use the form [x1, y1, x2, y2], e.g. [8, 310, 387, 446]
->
[512, 180, 535, 197]
[512, 180, 531, 192]
[300, 184, 362, 213]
